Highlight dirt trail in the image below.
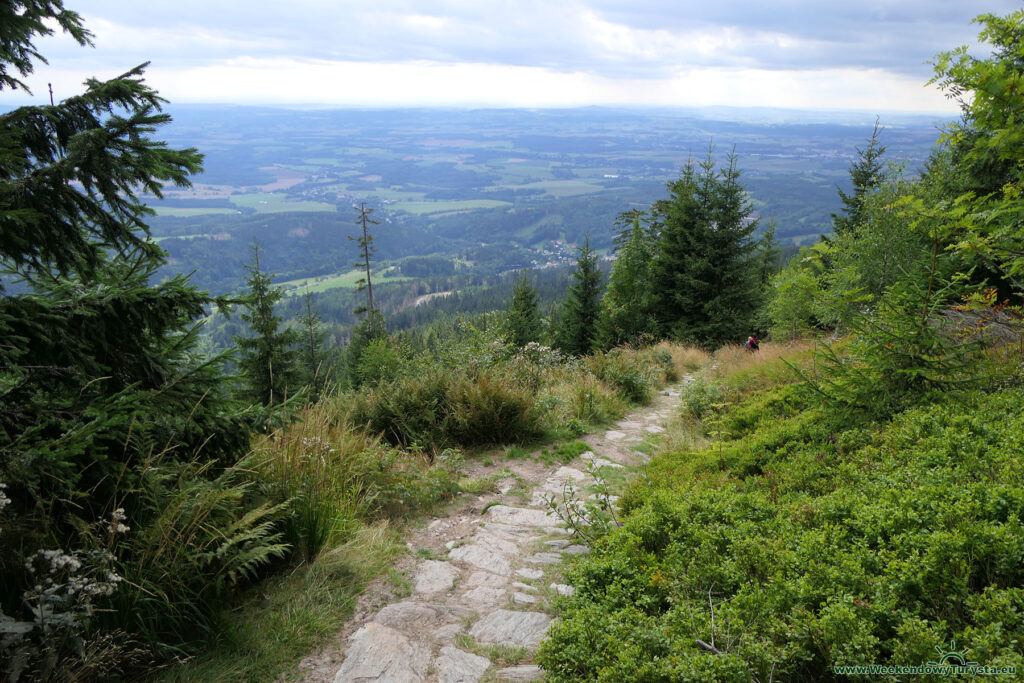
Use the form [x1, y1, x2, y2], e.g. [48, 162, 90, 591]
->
[295, 384, 685, 683]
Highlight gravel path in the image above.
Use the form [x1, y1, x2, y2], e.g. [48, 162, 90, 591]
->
[297, 385, 684, 683]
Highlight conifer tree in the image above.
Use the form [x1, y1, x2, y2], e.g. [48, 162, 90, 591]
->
[234, 244, 301, 406]
[555, 236, 604, 356]
[298, 289, 328, 398]
[505, 271, 542, 347]
[0, 0, 254, 621]
[650, 147, 760, 347]
[351, 202, 379, 315]
[344, 309, 387, 387]
[832, 120, 886, 236]
[344, 203, 387, 386]
[597, 210, 658, 349]
[756, 218, 781, 291]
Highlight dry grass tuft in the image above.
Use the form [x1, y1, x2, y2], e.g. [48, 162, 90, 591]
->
[653, 341, 709, 375]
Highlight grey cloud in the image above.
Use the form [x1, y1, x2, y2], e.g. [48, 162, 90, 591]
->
[40, 0, 1024, 79]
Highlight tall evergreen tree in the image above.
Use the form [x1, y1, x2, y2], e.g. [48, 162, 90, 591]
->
[298, 289, 328, 398]
[650, 147, 760, 347]
[756, 219, 782, 291]
[832, 120, 886, 236]
[344, 203, 387, 386]
[235, 244, 301, 406]
[505, 271, 542, 347]
[351, 202, 379, 315]
[0, 2, 255, 652]
[597, 210, 659, 349]
[556, 236, 604, 356]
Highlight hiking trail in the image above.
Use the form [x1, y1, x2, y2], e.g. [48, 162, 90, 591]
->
[296, 383, 686, 683]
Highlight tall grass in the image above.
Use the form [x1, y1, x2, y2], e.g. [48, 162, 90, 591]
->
[346, 342, 699, 451]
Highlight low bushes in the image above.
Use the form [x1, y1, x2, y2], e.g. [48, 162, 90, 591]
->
[348, 337, 700, 451]
[539, 376, 1024, 681]
[348, 368, 542, 450]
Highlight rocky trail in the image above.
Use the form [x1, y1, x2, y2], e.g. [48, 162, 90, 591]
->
[297, 384, 685, 683]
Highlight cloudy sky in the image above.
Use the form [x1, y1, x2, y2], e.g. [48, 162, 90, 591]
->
[11, 0, 1022, 111]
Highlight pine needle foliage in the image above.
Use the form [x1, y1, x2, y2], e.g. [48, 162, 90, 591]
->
[650, 147, 760, 347]
[597, 210, 659, 349]
[505, 271, 542, 348]
[235, 243, 301, 406]
[0, 8, 267, 672]
[831, 119, 887, 237]
[556, 236, 604, 356]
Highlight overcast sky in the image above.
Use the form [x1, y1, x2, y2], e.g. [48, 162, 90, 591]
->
[10, 0, 1022, 111]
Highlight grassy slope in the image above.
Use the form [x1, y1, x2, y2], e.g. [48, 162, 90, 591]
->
[539, 343, 1024, 682]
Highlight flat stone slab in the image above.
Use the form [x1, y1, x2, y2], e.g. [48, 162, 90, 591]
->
[645, 425, 666, 433]
[497, 665, 544, 680]
[604, 430, 627, 441]
[469, 609, 552, 649]
[515, 568, 543, 580]
[563, 544, 590, 556]
[375, 601, 452, 628]
[335, 622, 430, 683]
[553, 466, 588, 482]
[482, 522, 534, 537]
[436, 645, 490, 683]
[466, 571, 507, 588]
[513, 591, 538, 605]
[581, 452, 624, 469]
[473, 530, 520, 556]
[413, 559, 459, 595]
[551, 583, 576, 596]
[434, 623, 463, 643]
[449, 543, 512, 576]
[525, 552, 562, 564]
[485, 505, 559, 528]
[460, 585, 506, 608]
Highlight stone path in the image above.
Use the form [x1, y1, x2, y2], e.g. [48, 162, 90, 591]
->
[300, 385, 684, 683]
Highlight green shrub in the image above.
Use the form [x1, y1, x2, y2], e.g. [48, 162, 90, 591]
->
[349, 368, 541, 451]
[680, 377, 725, 420]
[588, 350, 657, 404]
[113, 463, 290, 650]
[540, 384, 1024, 680]
[447, 373, 541, 446]
[354, 338, 407, 388]
[349, 369, 452, 448]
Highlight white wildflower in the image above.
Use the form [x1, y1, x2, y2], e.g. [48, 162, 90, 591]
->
[108, 508, 130, 535]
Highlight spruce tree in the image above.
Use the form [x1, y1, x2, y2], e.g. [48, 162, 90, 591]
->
[505, 271, 542, 347]
[351, 202, 379, 315]
[0, 0, 253, 629]
[234, 244, 301, 406]
[832, 120, 886, 236]
[650, 148, 760, 347]
[344, 203, 387, 386]
[556, 236, 604, 356]
[298, 289, 328, 398]
[597, 210, 659, 349]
